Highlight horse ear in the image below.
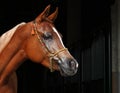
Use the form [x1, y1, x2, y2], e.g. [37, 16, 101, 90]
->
[35, 5, 51, 22]
[48, 7, 58, 22]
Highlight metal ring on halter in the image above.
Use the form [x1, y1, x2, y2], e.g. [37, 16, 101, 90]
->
[49, 48, 68, 72]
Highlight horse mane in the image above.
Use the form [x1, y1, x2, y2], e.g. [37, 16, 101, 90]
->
[0, 22, 26, 53]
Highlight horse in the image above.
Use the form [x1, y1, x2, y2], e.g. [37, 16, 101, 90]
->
[0, 5, 78, 93]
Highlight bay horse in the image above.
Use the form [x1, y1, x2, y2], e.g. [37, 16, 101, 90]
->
[0, 5, 78, 93]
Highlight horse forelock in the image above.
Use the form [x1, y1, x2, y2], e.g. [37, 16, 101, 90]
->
[0, 22, 26, 53]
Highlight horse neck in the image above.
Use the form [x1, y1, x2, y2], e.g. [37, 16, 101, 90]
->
[0, 23, 31, 76]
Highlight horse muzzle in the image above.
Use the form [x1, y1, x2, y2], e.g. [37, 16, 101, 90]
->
[58, 58, 78, 77]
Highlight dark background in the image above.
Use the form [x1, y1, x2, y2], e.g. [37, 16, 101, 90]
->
[0, 0, 114, 93]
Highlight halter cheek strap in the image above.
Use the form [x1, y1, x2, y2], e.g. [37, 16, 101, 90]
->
[32, 21, 68, 72]
[49, 48, 67, 72]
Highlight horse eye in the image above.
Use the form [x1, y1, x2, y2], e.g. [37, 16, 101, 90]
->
[42, 32, 53, 40]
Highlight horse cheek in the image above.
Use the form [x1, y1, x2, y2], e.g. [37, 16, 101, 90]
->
[24, 39, 43, 63]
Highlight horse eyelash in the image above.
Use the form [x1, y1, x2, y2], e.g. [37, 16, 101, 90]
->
[42, 32, 53, 40]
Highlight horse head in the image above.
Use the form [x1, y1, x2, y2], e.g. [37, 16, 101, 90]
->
[24, 5, 78, 76]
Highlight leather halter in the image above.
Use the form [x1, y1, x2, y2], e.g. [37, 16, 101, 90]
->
[32, 21, 67, 72]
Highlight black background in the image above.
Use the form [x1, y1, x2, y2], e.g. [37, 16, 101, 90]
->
[0, 0, 114, 93]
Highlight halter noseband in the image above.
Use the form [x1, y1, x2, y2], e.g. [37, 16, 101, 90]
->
[32, 21, 67, 72]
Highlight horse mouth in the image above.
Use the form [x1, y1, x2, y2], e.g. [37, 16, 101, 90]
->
[58, 63, 78, 77]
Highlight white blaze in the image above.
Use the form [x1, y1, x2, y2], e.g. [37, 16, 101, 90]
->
[52, 27, 66, 48]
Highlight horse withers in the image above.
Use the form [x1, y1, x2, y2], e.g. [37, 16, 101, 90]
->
[0, 5, 78, 93]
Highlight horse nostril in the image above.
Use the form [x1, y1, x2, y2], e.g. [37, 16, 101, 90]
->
[68, 59, 76, 69]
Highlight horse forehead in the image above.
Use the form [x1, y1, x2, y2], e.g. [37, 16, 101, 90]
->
[40, 23, 61, 39]
[40, 22, 57, 32]
[40, 22, 64, 46]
